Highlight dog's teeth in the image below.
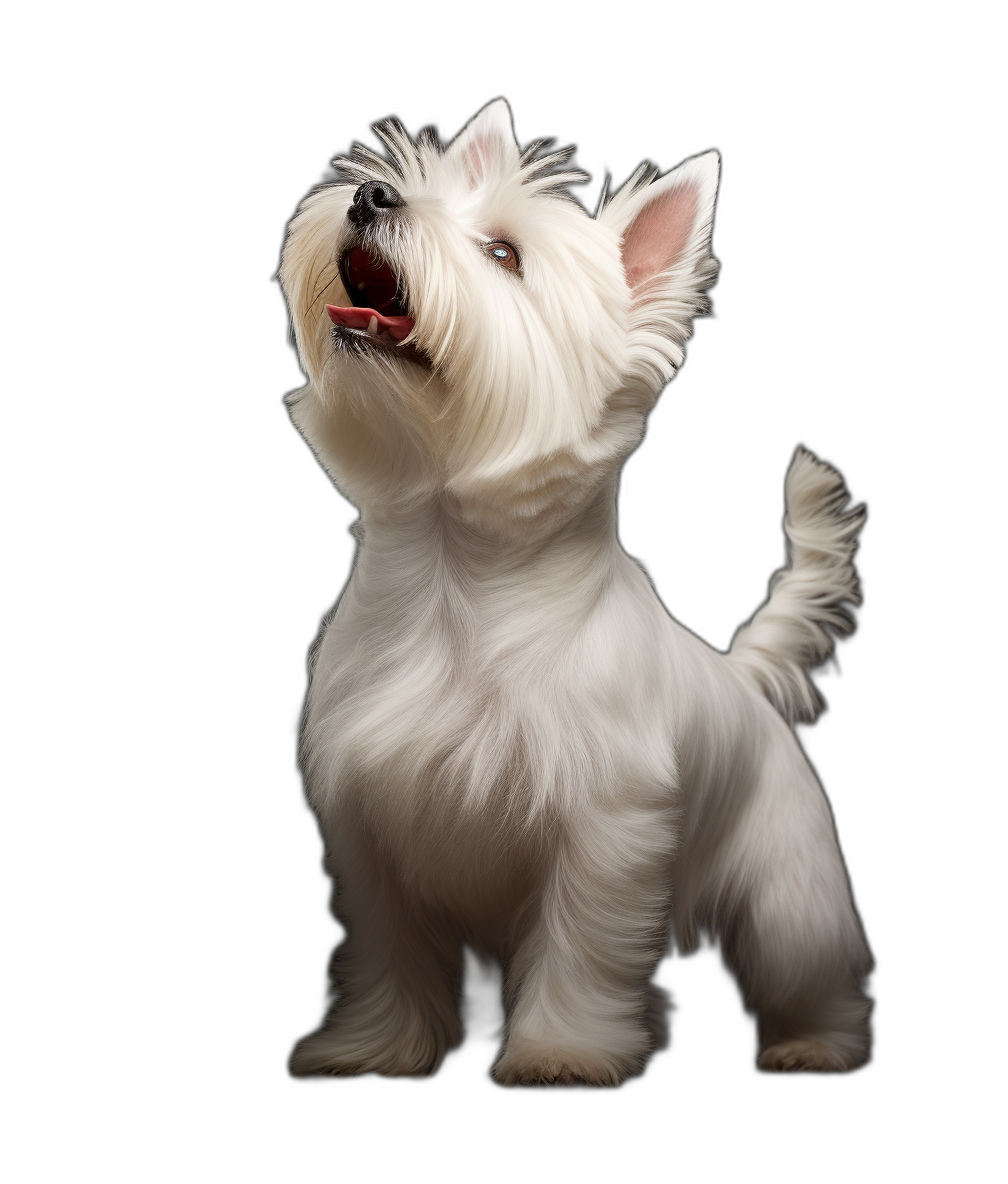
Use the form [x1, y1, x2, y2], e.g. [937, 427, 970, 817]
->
[368, 316, 378, 336]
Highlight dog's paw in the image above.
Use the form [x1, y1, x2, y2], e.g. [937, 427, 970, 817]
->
[288, 1023, 447, 1078]
[492, 1038, 643, 1087]
[757, 1036, 867, 1073]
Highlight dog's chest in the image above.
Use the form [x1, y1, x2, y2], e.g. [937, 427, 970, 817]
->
[300, 537, 678, 837]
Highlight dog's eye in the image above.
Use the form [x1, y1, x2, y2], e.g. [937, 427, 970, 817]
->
[485, 241, 519, 272]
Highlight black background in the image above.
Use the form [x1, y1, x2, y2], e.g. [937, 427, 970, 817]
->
[169, 34, 942, 1127]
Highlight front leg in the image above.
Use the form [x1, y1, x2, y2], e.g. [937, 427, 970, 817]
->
[290, 830, 463, 1077]
[494, 800, 675, 1086]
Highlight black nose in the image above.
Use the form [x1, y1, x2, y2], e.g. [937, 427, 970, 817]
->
[348, 180, 404, 228]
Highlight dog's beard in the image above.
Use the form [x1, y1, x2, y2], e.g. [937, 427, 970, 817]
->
[330, 324, 432, 371]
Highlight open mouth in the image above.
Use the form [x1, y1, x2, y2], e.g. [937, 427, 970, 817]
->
[327, 246, 420, 357]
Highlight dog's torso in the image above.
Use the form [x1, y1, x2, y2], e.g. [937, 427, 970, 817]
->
[298, 492, 786, 945]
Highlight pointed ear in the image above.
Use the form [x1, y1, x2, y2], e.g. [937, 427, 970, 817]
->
[599, 152, 715, 388]
[447, 97, 519, 186]
[606, 150, 715, 298]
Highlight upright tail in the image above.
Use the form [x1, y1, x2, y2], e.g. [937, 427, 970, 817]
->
[728, 447, 866, 723]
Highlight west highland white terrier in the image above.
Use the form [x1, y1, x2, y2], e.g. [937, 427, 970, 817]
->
[279, 99, 872, 1083]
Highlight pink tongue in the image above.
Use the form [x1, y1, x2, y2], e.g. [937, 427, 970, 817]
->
[326, 305, 415, 342]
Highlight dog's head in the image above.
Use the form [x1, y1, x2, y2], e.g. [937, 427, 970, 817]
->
[281, 99, 719, 532]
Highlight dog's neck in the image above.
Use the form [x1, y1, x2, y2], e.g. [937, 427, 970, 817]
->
[353, 482, 623, 609]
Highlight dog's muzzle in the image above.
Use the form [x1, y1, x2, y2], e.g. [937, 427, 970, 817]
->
[347, 181, 405, 229]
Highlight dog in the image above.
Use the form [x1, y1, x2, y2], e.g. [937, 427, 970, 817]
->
[278, 99, 872, 1084]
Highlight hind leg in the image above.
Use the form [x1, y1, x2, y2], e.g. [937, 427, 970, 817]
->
[644, 985, 672, 1051]
[701, 734, 873, 1071]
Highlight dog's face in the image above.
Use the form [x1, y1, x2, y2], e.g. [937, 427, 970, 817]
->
[281, 100, 719, 532]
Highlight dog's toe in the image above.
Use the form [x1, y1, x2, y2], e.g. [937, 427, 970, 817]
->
[757, 1036, 865, 1073]
[493, 1039, 641, 1087]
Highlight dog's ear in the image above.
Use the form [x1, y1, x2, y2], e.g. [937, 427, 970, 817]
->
[448, 98, 519, 186]
[617, 151, 719, 292]
[611, 150, 720, 296]
[601, 150, 720, 382]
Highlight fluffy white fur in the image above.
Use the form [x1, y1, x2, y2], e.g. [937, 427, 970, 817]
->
[279, 99, 872, 1084]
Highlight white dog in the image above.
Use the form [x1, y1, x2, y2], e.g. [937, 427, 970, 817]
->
[279, 99, 872, 1083]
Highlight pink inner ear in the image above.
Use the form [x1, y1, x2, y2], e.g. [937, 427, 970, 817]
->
[622, 182, 699, 291]
[467, 141, 486, 186]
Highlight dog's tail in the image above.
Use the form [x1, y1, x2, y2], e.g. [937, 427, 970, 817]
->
[728, 447, 866, 723]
